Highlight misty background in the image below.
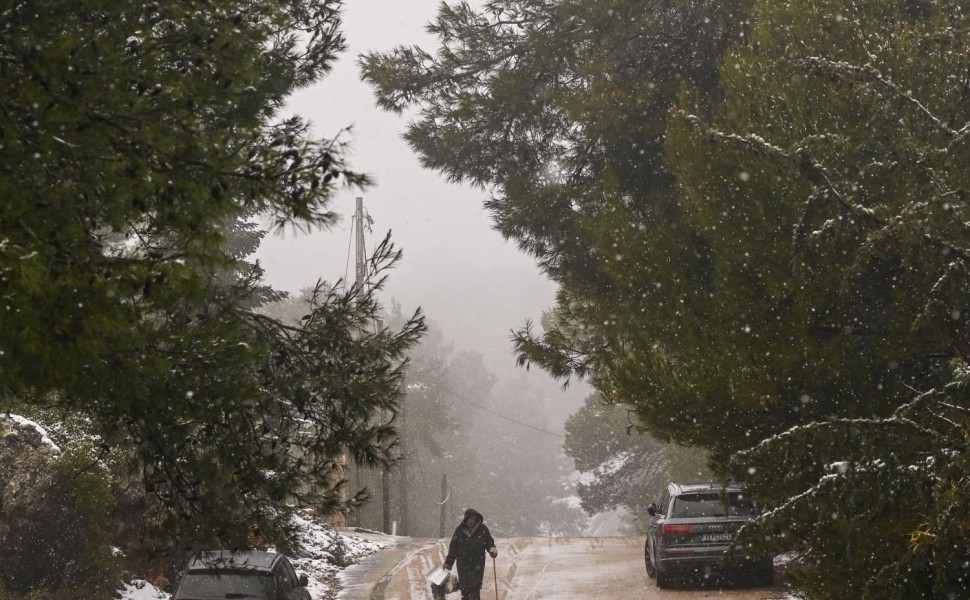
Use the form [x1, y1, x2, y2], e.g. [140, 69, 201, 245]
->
[255, 0, 593, 536]
[257, 0, 555, 380]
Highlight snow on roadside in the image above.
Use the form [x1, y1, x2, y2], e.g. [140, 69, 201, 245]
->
[288, 511, 388, 599]
[116, 512, 387, 600]
[4, 414, 61, 452]
[116, 580, 169, 600]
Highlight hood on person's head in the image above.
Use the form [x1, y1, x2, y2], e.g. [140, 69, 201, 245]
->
[462, 508, 483, 528]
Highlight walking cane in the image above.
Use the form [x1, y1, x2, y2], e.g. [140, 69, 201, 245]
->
[492, 555, 499, 600]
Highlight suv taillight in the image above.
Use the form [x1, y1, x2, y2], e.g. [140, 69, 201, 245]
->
[662, 524, 692, 535]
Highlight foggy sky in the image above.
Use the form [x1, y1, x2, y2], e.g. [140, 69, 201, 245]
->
[255, 0, 559, 378]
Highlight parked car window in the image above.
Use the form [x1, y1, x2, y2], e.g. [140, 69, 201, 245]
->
[281, 559, 300, 585]
[671, 492, 758, 518]
[274, 565, 294, 600]
[658, 490, 671, 516]
[177, 570, 276, 598]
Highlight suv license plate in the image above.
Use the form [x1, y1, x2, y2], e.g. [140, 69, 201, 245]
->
[701, 533, 733, 542]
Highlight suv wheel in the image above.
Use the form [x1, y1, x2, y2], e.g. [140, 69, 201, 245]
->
[644, 540, 656, 579]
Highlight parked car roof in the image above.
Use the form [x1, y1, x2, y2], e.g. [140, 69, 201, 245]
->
[667, 482, 744, 495]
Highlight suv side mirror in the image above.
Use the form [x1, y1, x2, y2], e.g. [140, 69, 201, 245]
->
[647, 503, 658, 517]
[299, 574, 309, 587]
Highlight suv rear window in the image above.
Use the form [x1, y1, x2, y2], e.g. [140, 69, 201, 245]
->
[671, 492, 758, 518]
[178, 570, 276, 598]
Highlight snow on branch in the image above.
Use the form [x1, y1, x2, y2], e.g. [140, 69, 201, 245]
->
[675, 111, 881, 247]
[752, 458, 935, 528]
[790, 56, 959, 138]
[735, 416, 946, 464]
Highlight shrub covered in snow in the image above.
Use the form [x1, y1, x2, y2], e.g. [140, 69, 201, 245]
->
[0, 415, 122, 600]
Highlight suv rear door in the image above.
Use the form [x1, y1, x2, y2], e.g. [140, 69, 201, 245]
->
[664, 491, 758, 549]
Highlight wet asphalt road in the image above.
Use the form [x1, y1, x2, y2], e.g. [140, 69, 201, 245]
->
[335, 534, 791, 600]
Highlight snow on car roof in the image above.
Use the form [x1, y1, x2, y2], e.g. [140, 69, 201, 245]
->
[188, 550, 281, 572]
[670, 482, 744, 494]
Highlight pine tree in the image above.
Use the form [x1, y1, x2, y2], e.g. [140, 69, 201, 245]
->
[563, 395, 667, 523]
[360, 0, 756, 495]
[364, 0, 970, 596]
[664, 0, 970, 596]
[0, 0, 426, 550]
[361, 0, 752, 316]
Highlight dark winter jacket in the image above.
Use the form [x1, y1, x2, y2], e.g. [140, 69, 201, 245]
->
[444, 508, 496, 591]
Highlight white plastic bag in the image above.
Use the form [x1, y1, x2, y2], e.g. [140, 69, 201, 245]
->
[426, 566, 449, 586]
[426, 566, 459, 593]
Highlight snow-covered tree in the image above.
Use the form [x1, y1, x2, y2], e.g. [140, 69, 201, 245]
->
[0, 0, 425, 550]
[360, 0, 755, 519]
[665, 0, 970, 596]
[564, 395, 667, 521]
[364, 0, 969, 596]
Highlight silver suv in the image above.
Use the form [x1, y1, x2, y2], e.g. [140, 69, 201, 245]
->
[645, 483, 773, 588]
[173, 550, 311, 600]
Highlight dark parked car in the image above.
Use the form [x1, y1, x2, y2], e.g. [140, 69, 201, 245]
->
[645, 482, 773, 588]
[173, 550, 311, 600]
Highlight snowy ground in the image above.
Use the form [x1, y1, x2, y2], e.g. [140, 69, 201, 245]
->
[116, 513, 387, 600]
[116, 525, 808, 600]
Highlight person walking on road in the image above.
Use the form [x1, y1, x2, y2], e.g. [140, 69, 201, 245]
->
[443, 508, 498, 600]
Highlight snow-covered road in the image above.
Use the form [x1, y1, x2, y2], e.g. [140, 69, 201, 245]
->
[336, 535, 792, 600]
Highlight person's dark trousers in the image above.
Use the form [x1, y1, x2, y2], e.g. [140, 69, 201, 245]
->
[460, 589, 481, 600]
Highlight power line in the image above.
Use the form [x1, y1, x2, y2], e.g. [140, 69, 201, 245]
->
[410, 447, 451, 506]
[451, 390, 564, 438]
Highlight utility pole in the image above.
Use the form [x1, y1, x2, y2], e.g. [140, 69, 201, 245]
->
[347, 197, 369, 529]
[354, 197, 385, 533]
[354, 197, 366, 292]
[351, 198, 407, 535]
[382, 454, 392, 534]
[354, 197, 395, 535]
[397, 398, 409, 536]
[356, 195, 410, 534]
[333, 197, 367, 529]
[439, 474, 449, 538]
[451, 474, 458, 525]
